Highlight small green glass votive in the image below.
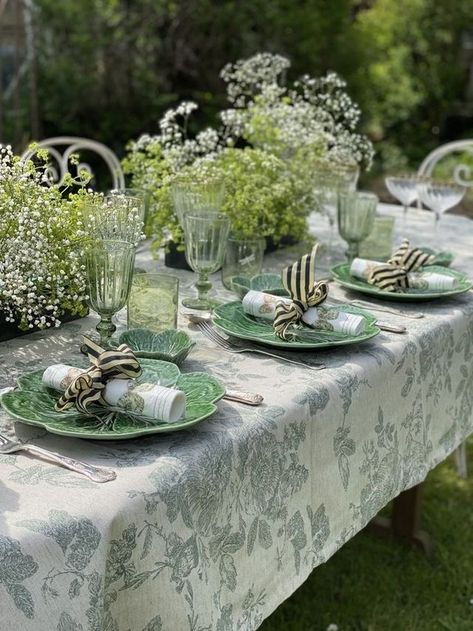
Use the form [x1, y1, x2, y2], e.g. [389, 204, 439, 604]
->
[127, 273, 179, 332]
[359, 216, 396, 261]
[221, 237, 266, 290]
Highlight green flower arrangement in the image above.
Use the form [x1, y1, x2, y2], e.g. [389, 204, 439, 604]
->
[123, 53, 373, 256]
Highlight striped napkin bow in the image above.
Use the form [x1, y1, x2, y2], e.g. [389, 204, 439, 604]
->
[368, 239, 435, 291]
[273, 244, 328, 339]
[55, 336, 142, 414]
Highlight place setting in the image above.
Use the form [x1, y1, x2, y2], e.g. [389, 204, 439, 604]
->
[331, 185, 472, 302]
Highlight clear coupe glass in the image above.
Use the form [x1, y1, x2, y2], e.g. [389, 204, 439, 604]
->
[416, 179, 466, 247]
[385, 175, 419, 228]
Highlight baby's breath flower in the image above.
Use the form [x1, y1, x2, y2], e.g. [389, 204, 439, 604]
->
[0, 145, 91, 330]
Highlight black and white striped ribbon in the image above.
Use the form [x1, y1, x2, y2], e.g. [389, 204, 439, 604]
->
[368, 239, 435, 291]
[55, 336, 142, 414]
[273, 244, 329, 339]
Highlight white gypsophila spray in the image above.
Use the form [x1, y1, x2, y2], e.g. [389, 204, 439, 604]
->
[0, 145, 95, 330]
[220, 53, 374, 169]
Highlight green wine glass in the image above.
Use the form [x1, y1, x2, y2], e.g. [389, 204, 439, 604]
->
[82, 194, 144, 247]
[171, 179, 225, 226]
[337, 191, 378, 262]
[182, 212, 231, 310]
[86, 240, 135, 347]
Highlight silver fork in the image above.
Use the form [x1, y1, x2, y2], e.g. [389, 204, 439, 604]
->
[0, 433, 117, 483]
[194, 319, 326, 371]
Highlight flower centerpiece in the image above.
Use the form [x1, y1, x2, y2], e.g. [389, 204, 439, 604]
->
[123, 52, 374, 263]
[0, 145, 100, 340]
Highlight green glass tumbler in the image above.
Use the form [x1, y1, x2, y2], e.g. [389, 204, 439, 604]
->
[359, 216, 396, 261]
[86, 240, 135, 347]
[183, 212, 231, 310]
[337, 191, 378, 262]
[221, 236, 265, 290]
[128, 273, 179, 332]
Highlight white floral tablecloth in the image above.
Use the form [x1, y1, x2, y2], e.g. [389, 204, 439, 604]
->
[0, 205, 472, 631]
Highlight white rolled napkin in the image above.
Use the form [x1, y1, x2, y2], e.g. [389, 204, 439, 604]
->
[242, 290, 365, 336]
[350, 257, 457, 290]
[350, 257, 385, 281]
[406, 272, 457, 291]
[42, 364, 186, 424]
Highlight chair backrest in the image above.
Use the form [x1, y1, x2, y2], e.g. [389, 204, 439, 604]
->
[417, 139, 473, 187]
[20, 136, 125, 190]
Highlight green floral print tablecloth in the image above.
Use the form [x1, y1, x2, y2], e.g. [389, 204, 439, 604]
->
[1, 205, 473, 631]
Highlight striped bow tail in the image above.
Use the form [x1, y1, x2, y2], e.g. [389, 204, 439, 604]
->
[55, 336, 142, 414]
[273, 244, 329, 339]
[367, 239, 435, 291]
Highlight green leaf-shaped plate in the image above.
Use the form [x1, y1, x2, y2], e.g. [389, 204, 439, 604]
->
[231, 273, 288, 299]
[1, 359, 224, 440]
[331, 264, 472, 301]
[212, 301, 379, 349]
[119, 328, 195, 364]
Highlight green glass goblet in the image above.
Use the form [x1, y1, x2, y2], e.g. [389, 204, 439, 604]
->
[82, 195, 144, 247]
[108, 187, 149, 223]
[182, 212, 231, 310]
[86, 240, 135, 347]
[337, 191, 378, 262]
[171, 179, 225, 227]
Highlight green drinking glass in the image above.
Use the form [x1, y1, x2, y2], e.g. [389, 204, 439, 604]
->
[128, 272, 179, 332]
[86, 240, 135, 347]
[82, 195, 144, 247]
[337, 191, 378, 262]
[182, 212, 231, 310]
[171, 179, 225, 226]
[108, 187, 149, 223]
[314, 161, 360, 264]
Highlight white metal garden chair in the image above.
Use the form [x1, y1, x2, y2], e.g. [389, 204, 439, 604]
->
[417, 139, 473, 479]
[417, 139, 473, 187]
[21, 136, 125, 190]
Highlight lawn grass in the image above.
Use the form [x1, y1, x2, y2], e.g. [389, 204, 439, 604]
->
[261, 440, 473, 631]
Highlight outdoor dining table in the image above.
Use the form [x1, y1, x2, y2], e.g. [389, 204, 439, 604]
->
[1, 203, 472, 631]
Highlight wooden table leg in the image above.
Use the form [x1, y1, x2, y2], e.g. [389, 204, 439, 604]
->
[367, 482, 433, 556]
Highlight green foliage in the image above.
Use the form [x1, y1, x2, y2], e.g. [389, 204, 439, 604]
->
[124, 142, 316, 252]
[10, 1, 472, 173]
[215, 147, 310, 242]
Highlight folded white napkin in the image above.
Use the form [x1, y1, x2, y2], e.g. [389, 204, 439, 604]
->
[242, 290, 365, 336]
[350, 258, 457, 290]
[42, 364, 186, 423]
